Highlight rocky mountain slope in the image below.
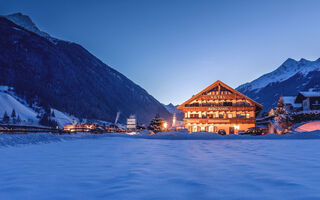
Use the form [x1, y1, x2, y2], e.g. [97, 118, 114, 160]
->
[237, 58, 320, 113]
[0, 13, 171, 124]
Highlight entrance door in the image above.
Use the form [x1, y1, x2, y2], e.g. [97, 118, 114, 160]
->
[229, 127, 235, 134]
[208, 126, 214, 132]
[192, 126, 198, 132]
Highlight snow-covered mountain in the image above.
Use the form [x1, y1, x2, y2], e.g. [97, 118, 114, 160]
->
[163, 103, 184, 121]
[237, 58, 320, 113]
[0, 13, 171, 124]
[4, 13, 54, 42]
[163, 103, 180, 114]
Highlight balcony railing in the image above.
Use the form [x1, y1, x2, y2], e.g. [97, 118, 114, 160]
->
[185, 117, 254, 120]
[184, 118, 256, 124]
[185, 103, 251, 107]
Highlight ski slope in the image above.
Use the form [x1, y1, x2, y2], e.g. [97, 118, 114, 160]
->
[0, 91, 38, 124]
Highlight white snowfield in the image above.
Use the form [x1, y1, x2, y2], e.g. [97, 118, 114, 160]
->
[0, 91, 38, 124]
[0, 90, 78, 127]
[51, 109, 77, 129]
[0, 131, 320, 200]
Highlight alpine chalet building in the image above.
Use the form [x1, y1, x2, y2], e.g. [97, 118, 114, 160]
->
[177, 80, 263, 134]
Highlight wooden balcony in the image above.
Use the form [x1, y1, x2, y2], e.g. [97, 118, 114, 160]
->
[180, 106, 256, 112]
[184, 118, 256, 124]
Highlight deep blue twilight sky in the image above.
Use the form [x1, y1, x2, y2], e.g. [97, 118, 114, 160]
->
[1, 0, 320, 105]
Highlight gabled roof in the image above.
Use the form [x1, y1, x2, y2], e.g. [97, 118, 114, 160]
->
[299, 91, 320, 97]
[177, 80, 263, 110]
[295, 91, 320, 103]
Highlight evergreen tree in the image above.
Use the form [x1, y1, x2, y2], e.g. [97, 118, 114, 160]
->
[2, 111, 10, 124]
[51, 110, 55, 117]
[11, 109, 16, 118]
[39, 111, 58, 128]
[148, 114, 167, 133]
[274, 96, 293, 134]
[10, 109, 17, 124]
[16, 115, 21, 124]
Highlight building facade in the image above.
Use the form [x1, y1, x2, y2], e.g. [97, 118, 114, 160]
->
[126, 115, 137, 130]
[177, 80, 263, 134]
[295, 92, 320, 111]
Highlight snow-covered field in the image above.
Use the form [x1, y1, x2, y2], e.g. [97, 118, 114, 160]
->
[1, 132, 320, 200]
[0, 91, 38, 124]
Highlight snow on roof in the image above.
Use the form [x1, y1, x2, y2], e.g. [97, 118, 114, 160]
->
[282, 96, 295, 104]
[282, 96, 301, 108]
[299, 91, 320, 97]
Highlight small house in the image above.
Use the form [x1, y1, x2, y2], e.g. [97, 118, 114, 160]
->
[295, 92, 320, 111]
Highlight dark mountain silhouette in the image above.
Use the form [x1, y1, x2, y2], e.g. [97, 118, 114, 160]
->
[0, 13, 171, 124]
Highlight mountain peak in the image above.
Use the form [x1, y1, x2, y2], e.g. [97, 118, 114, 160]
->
[237, 57, 320, 93]
[283, 58, 297, 65]
[299, 58, 308, 62]
[6, 13, 40, 32]
[5, 12, 53, 41]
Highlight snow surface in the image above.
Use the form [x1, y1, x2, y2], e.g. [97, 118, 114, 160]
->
[0, 91, 38, 124]
[237, 58, 320, 92]
[282, 96, 301, 108]
[293, 121, 320, 132]
[0, 90, 78, 127]
[0, 132, 320, 199]
[52, 109, 77, 129]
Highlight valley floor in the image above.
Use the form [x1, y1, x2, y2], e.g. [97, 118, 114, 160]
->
[0, 132, 320, 200]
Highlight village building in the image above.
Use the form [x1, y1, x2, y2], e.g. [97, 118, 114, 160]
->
[126, 115, 137, 130]
[170, 113, 185, 130]
[64, 123, 96, 132]
[281, 96, 302, 112]
[295, 91, 320, 111]
[177, 80, 263, 134]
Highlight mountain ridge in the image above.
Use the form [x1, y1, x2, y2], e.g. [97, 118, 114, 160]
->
[237, 58, 320, 93]
[0, 14, 171, 124]
[237, 58, 320, 113]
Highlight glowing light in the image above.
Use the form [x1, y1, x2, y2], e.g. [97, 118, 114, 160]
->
[234, 125, 240, 130]
[163, 122, 168, 129]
